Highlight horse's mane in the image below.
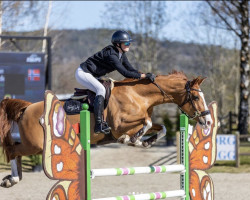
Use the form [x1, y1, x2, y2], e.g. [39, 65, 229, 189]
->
[114, 70, 188, 85]
[167, 70, 188, 80]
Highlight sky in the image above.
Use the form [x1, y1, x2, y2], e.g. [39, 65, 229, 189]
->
[7, 1, 238, 48]
[50, 1, 198, 43]
[49, 1, 237, 48]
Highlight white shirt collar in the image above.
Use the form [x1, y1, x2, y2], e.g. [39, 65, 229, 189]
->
[119, 52, 122, 59]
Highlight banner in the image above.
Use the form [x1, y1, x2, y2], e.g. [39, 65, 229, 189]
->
[0, 52, 45, 102]
[216, 134, 236, 161]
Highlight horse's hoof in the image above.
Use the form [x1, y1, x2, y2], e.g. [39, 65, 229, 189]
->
[0, 176, 19, 188]
[1, 179, 12, 188]
[117, 135, 130, 144]
[142, 142, 152, 148]
[2, 174, 12, 181]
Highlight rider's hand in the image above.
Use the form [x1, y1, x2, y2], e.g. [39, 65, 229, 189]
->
[140, 73, 146, 79]
[146, 73, 156, 82]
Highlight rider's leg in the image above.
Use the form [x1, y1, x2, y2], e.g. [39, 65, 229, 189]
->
[93, 95, 111, 134]
[75, 67, 111, 134]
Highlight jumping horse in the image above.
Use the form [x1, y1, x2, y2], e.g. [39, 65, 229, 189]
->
[0, 71, 212, 187]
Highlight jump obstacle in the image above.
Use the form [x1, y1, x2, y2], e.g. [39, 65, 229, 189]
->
[80, 104, 191, 200]
[42, 92, 216, 200]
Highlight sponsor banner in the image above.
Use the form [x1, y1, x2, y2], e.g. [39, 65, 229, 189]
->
[216, 134, 236, 161]
[0, 52, 45, 102]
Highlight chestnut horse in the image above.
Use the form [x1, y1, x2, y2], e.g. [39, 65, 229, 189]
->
[0, 72, 212, 187]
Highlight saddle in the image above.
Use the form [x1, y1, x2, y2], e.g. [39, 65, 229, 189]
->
[63, 79, 113, 115]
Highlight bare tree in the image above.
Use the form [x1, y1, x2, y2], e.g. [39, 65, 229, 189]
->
[102, 1, 168, 73]
[205, 0, 249, 134]
[0, 1, 2, 45]
[0, 1, 46, 51]
[0, 1, 41, 31]
[42, 1, 53, 52]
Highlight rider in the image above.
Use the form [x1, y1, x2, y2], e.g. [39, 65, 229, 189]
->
[75, 30, 155, 135]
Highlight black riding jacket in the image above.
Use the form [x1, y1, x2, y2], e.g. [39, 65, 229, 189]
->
[80, 45, 141, 79]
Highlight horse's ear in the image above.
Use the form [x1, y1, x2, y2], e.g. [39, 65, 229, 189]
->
[198, 77, 207, 85]
[190, 77, 199, 87]
[190, 76, 206, 87]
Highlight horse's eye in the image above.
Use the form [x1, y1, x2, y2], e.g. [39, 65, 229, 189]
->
[193, 96, 199, 101]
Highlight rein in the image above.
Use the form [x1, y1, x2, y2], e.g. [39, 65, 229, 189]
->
[152, 80, 210, 119]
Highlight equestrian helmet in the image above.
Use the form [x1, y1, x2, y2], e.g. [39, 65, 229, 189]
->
[111, 30, 133, 45]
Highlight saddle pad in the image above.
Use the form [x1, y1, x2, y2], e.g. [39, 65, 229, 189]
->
[63, 99, 82, 115]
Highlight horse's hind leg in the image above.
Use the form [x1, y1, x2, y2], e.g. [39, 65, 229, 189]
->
[1, 141, 41, 188]
[1, 157, 22, 188]
[16, 156, 22, 180]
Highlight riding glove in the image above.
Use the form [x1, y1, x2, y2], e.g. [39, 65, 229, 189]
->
[146, 73, 156, 82]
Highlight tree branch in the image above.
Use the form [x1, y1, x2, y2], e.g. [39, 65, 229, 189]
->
[222, 1, 241, 29]
[206, 1, 241, 38]
[230, 0, 241, 11]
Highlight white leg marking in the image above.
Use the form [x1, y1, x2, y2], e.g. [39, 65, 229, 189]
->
[11, 176, 20, 183]
[156, 125, 167, 141]
[134, 120, 153, 146]
[134, 140, 143, 147]
[117, 134, 131, 144]
[144, 120, 153, 132]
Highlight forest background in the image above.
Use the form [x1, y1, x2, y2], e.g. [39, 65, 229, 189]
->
[0, 1, 249, 134]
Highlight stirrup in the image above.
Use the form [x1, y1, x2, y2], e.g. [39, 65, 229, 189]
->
[102, 121, 111, 131]
[94, 129, 110, 135]
[94, 124, 110, 135]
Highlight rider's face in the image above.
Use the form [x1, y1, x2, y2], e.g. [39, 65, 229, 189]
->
[121, 42, 130, 52]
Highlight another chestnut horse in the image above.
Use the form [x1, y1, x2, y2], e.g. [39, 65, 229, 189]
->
[0, 71, 212, 187]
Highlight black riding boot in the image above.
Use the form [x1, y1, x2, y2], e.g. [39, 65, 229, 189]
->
[94, 95, 111, 134]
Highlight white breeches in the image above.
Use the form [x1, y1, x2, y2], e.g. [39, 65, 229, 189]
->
[75, 67, 106, 98]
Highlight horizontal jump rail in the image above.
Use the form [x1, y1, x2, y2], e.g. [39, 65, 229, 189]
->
[91, 164, 185, 178]
[93, 189, 185, 200]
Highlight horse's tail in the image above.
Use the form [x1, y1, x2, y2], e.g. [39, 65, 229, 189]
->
[0, 99, 32, 161]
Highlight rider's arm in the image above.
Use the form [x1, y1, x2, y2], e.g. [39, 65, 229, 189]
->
[122, 54, 139, 73]
[122, 54, 146, 79]
[107, 54, 141, 79]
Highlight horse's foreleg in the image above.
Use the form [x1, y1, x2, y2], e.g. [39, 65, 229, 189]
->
[117, 118, 153, 146]
[142, 124, 167, 148]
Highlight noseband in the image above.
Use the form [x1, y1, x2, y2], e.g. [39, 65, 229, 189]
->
[152, 80, 210, 119]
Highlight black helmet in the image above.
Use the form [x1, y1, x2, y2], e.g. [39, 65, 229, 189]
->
[111, 30, 133, 45]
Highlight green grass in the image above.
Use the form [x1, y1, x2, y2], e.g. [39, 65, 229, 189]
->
[208, 145, 250, 173]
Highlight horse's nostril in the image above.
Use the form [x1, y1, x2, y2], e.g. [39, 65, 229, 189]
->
[207, 121, 211, 126]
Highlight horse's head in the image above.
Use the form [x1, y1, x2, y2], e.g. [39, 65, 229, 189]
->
[179, 77, 212, 130]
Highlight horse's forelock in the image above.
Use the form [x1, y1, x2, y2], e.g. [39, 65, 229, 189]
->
[166, 70, 188, 81]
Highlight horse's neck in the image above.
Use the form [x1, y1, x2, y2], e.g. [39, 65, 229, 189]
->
[127, 76, 186, 107]
[153, 76, 186, 106]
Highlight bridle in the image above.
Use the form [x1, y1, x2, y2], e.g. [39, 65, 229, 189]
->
[152, 80, 210, 120]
